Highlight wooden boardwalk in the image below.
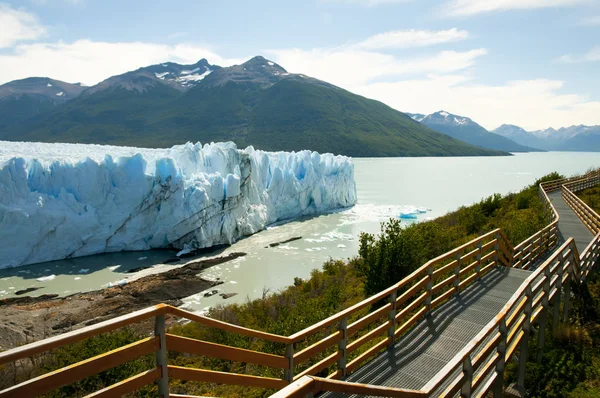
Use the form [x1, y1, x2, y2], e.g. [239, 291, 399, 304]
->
[322, 191, 594, 397]
[321, 267, 531, 397]
[549, 191, 594, 251]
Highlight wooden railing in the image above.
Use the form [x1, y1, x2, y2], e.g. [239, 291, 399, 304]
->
[1, 171, 599, 398]
[562, 174, 600, 281]
[511, 179, 559, 270]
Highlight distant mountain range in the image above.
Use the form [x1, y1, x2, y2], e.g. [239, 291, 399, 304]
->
[407, 111, 542, 153]
[493, 124, 600, 152]
[0, 56, 505, 157]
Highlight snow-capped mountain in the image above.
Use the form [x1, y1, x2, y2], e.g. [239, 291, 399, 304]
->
[408, 111, 542, 152]
[0, 77, 87, 129]
[493, 124, 600, 151]
[0, 57, 504, 157]
[84, 59, 221, 95]
[0, 77, 86, 103]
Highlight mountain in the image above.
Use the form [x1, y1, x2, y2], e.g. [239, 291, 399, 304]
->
[493, 124, 600, 151]
[409, 111, 542, 152]
[0, 77, 86, 129]
[0, 56, 506, 157]
[83, 59, 219, 95]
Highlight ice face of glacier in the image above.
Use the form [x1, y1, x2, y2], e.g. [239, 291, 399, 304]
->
[0, 141, 357, 268]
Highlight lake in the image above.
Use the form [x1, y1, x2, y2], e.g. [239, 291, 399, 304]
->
[1, 152, 598, 312]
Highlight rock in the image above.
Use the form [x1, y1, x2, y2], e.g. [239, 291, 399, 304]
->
[266, 236, 302, 248]
[15, 287, 42, 295]
[203, 290, 219, 297]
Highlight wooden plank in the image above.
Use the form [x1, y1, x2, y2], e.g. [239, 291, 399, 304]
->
[432, 275, 454, 295]
[294, 331, 342, 365]
[0, 305, 165, 365]
[311, 376, 427, 397]
[471, 353, 499, 392]
[394, 307, 427, 339]
[396, 276, 429, 307]
[395, 292, 427, 321]
[167, 365, 287, 390]
[167, 306, 290, 344]
[84, 367, 160, 398]
[166, 334, 288, 369]
[347, 321, 389, 354]
[460, 248, 480, 265]
[0, 337, 159, 398]
[458, 261, 478, 277]
[432, 260, 457, 278]
[294, 351, 341, 380]
[347, 303, 391, 337]
[430, 288, 454, 309]
[472, 333, 500, 370]
[505, 331, 524, 361]
[458, 272, 478, 291]
[268, 376, 314, 398]
[345, 337, 389, 374]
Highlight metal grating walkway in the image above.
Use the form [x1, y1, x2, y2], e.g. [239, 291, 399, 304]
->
[321, 267, 532, 397]
[549, 191, 594, 251]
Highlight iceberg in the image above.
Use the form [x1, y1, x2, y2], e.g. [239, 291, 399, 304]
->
[0, 141, 357, 268]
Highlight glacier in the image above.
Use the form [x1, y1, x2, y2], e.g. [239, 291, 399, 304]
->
[0, 141, 357, 268]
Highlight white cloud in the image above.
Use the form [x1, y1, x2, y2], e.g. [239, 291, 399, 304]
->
[445, 0, 587, 16]
[0, 3, 46, 48]
[353, 75, 600, 130]
[267, 47, 486, 87]
[558, 47, 600, 63]
[353, 28, 469, 50]
[268, 39, 600, 130]
[0, 40, 245, 85]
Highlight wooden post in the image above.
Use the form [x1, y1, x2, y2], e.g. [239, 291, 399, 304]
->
[476, 240, 482, 278]
[494, 318, 508, 397]
[284, 343, 294, 383]
[518, 285, 533, 390]
[155, 314, 169, 398]
[461, 356, 473, 397]
[494, 232, 501, 267]
[454, 253, 461, 295]
[425, 265, 433, 315]
[563, 254, 573, 325]
[553, 253, 564, 334]
[387, 291, 397, 346]
[537, 266, 551, 362]
[337, 317, 348, 379]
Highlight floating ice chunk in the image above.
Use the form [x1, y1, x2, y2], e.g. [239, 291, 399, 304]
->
[47, 83, 52, 87]
[79, 269, 89, 273]
[177, 247, 192, 257]
[56, 92, 64, 97]
[108, 265, 121, 271]
[337, 244, 346, 248]
[37, 274, 56, 282]
[137, 256, 148, 261]
[74, 277, 81, 280]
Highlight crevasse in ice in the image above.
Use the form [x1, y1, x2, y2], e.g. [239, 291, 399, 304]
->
[0, 141, 357, 268]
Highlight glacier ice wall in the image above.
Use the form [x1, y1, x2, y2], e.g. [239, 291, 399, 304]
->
[0, 141, 357, 268]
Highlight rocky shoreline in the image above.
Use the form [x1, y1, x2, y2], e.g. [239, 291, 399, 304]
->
[0, 252, 245, 351]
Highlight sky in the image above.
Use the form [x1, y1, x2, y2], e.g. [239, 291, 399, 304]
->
[1, 0, 600, 130]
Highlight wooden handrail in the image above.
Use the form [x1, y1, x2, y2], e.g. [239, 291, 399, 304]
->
[2, 170, 600, 398]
